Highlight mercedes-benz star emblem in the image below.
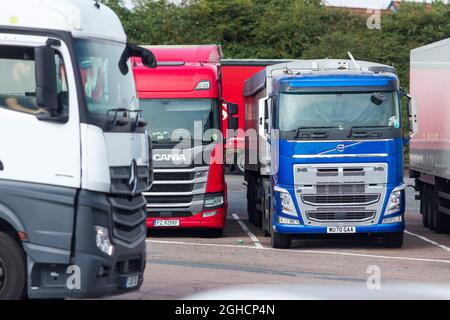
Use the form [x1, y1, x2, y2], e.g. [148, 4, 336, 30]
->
[128, 159, 138, 195]
[336, 144, 345, 153]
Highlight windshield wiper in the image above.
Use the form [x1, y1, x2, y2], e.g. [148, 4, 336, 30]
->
[295, 126, 338, 139]
[106, 108, 146, 130]
[347, 125, 389, 138]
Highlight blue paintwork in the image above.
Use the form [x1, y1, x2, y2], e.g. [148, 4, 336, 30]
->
[270, 72, 405, 235]
[284, 73, 397, 89]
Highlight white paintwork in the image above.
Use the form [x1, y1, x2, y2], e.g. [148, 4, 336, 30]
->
[0, 35, 81, 188]
[0, 2, 147, 193]
[80, 124, 150, 192]
[0, 0, 126, 42]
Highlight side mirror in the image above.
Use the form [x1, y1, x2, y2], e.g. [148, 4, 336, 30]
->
[228, 117, 238, 131]
[228, 103, 238, 115]
[407, 97, 418, 135]
[119, 44, 157, 74]
[35, 46, 58, 116]
[226, 102, 239, 132]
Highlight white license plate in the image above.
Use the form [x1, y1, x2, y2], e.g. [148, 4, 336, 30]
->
[125, 275, 139, 288]
[153, 219, 180, 227]
[327, 226, 356, 234]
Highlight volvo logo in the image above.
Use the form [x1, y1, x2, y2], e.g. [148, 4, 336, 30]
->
[336, 144, 345, 153]
[128, 159, 138, 195]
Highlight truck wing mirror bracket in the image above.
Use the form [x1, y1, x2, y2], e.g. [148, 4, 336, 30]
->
[119, 44, 157, 74]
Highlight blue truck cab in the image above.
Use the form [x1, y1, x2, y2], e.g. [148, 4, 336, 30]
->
[243, 59, 410, 249]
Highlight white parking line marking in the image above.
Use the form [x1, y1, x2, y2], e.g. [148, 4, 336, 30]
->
[145, 239, 450, 265]
[232, 213, 264, 249]
[405, 230, 450, 254]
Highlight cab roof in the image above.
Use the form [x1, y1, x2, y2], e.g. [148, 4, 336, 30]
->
[0, 0, 126, 42]
[140, 45, 223, 64]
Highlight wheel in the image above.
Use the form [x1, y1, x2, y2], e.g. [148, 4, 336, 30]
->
[234, 152, 245, 175]
[381, 232, 404, 248]
[271, 232, 292, 249]
[420, 188, 429, 228]
[426, 185, 434, 230]
[206, 228, 223, 238]
[0, 231, 26, 300]
[254, 183, 263, 228]
[246, 175, 255, 225]
[262, 194, 271, 237]
[431, 185, 450, 234]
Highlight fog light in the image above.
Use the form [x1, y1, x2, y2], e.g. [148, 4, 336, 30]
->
[278, 216, 300, 225]
[94, 226, 114, 256]
[202, 210, 218, 218]
[382, 215, 403, 224]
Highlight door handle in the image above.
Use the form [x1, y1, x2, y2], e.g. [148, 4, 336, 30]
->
[0, 161, 3, 171]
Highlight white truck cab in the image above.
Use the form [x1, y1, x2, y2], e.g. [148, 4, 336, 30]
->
[0, 0, 156, 299]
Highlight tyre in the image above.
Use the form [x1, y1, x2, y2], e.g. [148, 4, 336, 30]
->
[234, 152, 245, 175]
[420, 189, 428, 228]
[431, 185, 450, 234]
[0, 231, 26, 300]
[381, 232, 404, 248]
[271, 232, 292, 249]
[426, 185, 434, 230]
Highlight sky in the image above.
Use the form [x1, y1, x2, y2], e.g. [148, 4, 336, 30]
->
[122, 0, 447, 10]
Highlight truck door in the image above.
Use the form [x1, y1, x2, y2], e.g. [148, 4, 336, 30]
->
[0, 37, 81, 255]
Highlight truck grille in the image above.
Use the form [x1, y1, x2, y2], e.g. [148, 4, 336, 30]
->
[110, 165, 150, 195]
[110, 195, 147, 246]
[302, 194, 379, 205]
[144, 166, 209, 215]
[316, 184, 365, 194]
[307, 210, 375, 221]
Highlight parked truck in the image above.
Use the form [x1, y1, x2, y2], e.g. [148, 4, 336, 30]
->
[222, 60, 290, 174]
[410, 39, 450, 233]
[133, 45, 236, 237]
[244, 58, 414, 249]
[0, 0, 156, 299]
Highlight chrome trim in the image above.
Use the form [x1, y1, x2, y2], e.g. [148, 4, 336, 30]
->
[146, 199, 204, 209]
[153, 167, 209, 173]
[287, 139, 393, 143]
[144, 189, 204, 196]
[393, 184, 407, 192]
[146, 202, 192, 208]
[151, 176, 208, 185]
[293, 153, 388, 159]
[301, 194, 380, 206]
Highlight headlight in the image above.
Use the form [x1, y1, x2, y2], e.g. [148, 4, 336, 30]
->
[386, 184, 406, 215]
[94, 226, 114, 256]
[204, 194, 224, 209]
[274, 186, 297, 216]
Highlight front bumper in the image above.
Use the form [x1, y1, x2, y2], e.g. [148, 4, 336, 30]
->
[25, 190, 147, 299]
[275, 221, 405, 235]
[147, 208, 226, 229]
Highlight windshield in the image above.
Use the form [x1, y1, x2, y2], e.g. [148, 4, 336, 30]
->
[279, 92, 400, 136]
[140, 99, 220, 144]
[74, 38, 139, 115]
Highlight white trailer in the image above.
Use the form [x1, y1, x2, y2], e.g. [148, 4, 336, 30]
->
[0, 0, 156, 299]
[410, 38, 450, 233]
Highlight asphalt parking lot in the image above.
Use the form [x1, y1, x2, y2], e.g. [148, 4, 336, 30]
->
[110, 174, 450, 300]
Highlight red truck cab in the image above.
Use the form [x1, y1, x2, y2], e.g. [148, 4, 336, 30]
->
[221, 60, 291, 174]
[133, 45, 227, 236]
